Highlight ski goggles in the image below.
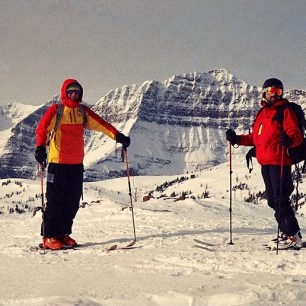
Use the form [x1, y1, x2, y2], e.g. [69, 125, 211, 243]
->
[264, 86, 283, 96]
[67, 89, 81, 95]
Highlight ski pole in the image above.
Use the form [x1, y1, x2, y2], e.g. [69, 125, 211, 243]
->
[276, 145, 285, 255]
[123, 148, 137, 246]
[295, 165, 300, 212]
[229, 142, 234, 245]
[39, 163, 46, 253]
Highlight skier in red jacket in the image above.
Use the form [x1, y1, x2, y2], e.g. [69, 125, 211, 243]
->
[35, 79, 130, 250]
[226, 78, 303, 250]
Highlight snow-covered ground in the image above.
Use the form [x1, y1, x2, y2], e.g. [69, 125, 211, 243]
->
[1, 157, 306, 305]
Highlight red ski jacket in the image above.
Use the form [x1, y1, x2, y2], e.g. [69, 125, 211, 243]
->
[239, 99, 303, 166]
[36, 79, 119, 164]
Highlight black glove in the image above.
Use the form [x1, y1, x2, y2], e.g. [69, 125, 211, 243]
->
[280, 132, 291, 147]
[35, 145, 47, 166]
[226, 129, 239, 145]
[116, 132, 130, 148]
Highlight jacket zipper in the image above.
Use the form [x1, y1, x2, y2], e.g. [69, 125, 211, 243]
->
[73, 108, 77, 123]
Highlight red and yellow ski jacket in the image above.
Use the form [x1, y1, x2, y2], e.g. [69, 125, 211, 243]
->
[239, 99, 303, 166]
[36, 79, 119, 164]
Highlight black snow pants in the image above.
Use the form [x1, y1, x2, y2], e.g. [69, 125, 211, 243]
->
[261, 165, 300, 236]
[41, 163, 84, 237]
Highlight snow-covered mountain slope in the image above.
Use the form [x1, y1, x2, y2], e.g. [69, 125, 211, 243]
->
[0, 101, 49, 179]
[0, 103, 39, 155]
[1, 157, 306, 305]
[0, 69, 306, 180]
[0, 102, 38, 130]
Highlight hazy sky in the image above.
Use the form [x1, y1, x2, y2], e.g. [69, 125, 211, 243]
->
[1, 0, 305, 106]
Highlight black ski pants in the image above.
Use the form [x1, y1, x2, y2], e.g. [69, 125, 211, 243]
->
[42, 163, 83, 237]
[261, 165, 300, 236]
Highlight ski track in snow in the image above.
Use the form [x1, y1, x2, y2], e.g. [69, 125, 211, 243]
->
[1, 160, 306, 305]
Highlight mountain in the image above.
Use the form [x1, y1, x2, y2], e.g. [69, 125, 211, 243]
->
[0, 69, 306, 180]
[0, 102, 39, 145]
[0, 102, 39, 171]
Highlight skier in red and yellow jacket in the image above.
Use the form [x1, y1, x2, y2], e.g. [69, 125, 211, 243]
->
[35, 79, 130, 250]
[226, 78, 303, 250]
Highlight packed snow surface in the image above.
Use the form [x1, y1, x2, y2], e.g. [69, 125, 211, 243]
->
[1, 157, 306, 306]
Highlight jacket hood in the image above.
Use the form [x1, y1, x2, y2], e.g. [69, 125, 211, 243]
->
[61, 79, 83, 108]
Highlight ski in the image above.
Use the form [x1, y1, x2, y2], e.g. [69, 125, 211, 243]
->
[193, 244, 214, 252]
[263, 241, 306, 251]
[39, 242, 80, 249]
[193, 239, 219, 252]
[107, 239, 136, 251]
[29, 243, 80, 252]
[193, 239, 218, 247]
[264, 245, 302, 251]
[264, 245, 306, 251]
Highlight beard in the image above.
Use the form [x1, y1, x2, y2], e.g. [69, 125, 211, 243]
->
[267, 95, 279, 104]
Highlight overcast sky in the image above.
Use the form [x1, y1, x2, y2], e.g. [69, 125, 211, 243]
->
[1, 0, 305, 106]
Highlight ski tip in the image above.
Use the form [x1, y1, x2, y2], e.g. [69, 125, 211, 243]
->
[265, 246, 274, 251]
[126, 240, 136, 248]
[108, 244, 118, 251]
[107, 240, 136, 251]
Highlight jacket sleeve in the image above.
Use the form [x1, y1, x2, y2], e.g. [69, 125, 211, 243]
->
[239, 133, 254, 146]
[283, 107, 303, 148]
[84, 106, 119, 140]
[36, 104, 58, 146]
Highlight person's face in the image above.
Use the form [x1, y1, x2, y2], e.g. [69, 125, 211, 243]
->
[264, 87, 282, 104]
[266, 92, 279, 104]
[67, 90, 81, 102]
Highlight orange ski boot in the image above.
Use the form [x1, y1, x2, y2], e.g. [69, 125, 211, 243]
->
[42, 237, 63, 250]
[58, 234, 77, 247]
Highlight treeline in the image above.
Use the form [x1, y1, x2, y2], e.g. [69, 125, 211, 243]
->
[155, 174, 197, 193]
